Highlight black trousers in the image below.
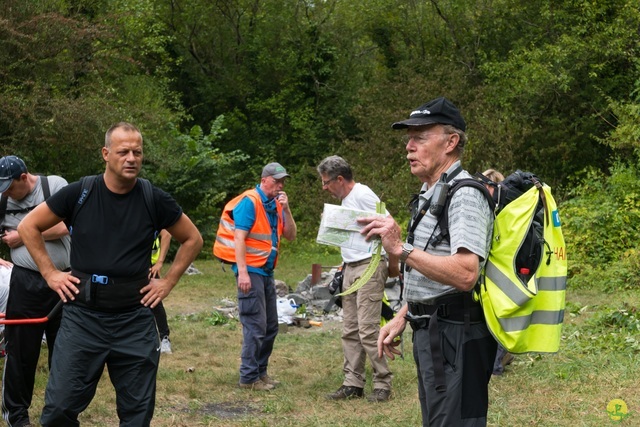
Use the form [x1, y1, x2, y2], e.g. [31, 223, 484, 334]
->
[2, 265, 62, 427]
[40, 303, 159, 427]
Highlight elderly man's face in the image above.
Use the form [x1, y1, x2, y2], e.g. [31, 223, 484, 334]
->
[404, 125, 455, 183]
[261, 176, 286, 199]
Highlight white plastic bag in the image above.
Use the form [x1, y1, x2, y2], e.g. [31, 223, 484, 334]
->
[276, 298, 297, 324]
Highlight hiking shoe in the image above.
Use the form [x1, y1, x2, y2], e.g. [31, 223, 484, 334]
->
[238, 380, 275, 391]
[260, 374, 281, 387]
[160, 336, 172, 354]
[326, 385, 364, 400]
[367, 388, 391, 402]
[501, 352, 515, 367]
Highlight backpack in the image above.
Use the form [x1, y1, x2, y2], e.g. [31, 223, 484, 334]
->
[0, 175, 51, 226]
[427, 170, 567, 354]
[69, 175, 158, 236]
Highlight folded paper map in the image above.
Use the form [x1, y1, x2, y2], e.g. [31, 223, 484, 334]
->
[316, 204, 384, 253]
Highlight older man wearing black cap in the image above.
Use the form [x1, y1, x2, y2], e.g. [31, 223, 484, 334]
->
[358, 97, 496, 426]
[0, 155, 71, 427]
[213, 162, 297, 391]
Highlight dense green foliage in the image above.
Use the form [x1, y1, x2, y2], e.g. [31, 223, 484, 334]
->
[561, 162, 640, 291]
[1, 0, 640, 289]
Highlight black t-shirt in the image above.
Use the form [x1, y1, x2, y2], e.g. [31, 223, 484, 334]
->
[46, 175, 182, 277]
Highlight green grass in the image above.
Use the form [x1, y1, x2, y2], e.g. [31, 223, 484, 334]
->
[7, 252, 640, 426]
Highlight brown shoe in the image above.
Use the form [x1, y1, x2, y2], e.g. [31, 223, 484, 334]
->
[501, 352, 515, 367]
[326, 385, 364, 400]
[367, 388, 391, 402]
[238, 380, 274, 391]
[260, 374, 281, 387]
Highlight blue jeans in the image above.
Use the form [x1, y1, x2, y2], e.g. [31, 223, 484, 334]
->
[237, 273, 278, 384]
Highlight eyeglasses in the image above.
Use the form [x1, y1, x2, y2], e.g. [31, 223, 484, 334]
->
[401, 133, 451, 144]
[321, 177, 337, 186]
[271, 177, 286, 185]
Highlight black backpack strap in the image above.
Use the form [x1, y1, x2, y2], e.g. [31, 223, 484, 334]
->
[137, 178, 158, 233]
[70, 176, 158, 236]
[0, 175, 52, 219]
[40, 175, 50, 200]
[0, 195, 7, 226]
[428, 178, 494, 248]
[70, 175, 98, 234]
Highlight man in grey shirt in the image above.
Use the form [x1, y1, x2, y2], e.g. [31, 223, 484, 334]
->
[359, 98, 495, 427]
[0, 155, 70, 427]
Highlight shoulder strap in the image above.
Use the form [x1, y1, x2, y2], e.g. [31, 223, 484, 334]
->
[0, 175, 52, 220]
[406, 166, 463, 245]
[40, 175, 50, 200]
[428, 178, 494, 248]
[0, 195, 6, 225]
[137, 178, 158, 233]
[70, 176, 158, 235]
[70, 175, 98, 233]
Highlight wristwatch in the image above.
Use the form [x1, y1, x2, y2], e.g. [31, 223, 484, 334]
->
[399, 243, 414, 262]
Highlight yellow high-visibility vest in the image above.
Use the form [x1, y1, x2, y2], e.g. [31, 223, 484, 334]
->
[479, 183, 567, 354]
[151, 237, 160, 265]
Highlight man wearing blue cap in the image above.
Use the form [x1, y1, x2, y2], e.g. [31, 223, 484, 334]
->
[359, 97, 496, 426]
[0, 155, 71, 427]
[213, 162, 297, 391]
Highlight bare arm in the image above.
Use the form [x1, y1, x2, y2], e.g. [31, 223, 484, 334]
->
[234, 228, 251, 294]
[141, 214, 203, 308]
[277, 192, 297, 241]
[358, 215, 480, 291]
[1, 222, 68, 249]
[17, 203, 81, 301]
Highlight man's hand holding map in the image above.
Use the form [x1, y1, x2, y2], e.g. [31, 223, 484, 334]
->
[316, 204, 385, 253]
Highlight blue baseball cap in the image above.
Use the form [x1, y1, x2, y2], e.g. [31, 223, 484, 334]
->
[0, 155, 28, 193]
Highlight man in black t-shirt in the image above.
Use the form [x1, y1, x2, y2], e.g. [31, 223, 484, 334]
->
[18, 122, 203, 427]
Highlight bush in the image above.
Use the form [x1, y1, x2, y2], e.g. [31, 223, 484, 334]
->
[562, 162, 640, 291]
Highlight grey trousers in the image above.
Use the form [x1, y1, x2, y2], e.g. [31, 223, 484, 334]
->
[237, 273, 278, 384]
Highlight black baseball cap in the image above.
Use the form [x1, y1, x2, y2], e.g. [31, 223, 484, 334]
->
[0, 155, 28, 193]
[392, 97, 466, 132]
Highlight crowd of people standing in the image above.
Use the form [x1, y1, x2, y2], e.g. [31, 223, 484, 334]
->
[0, 96, 508, 426]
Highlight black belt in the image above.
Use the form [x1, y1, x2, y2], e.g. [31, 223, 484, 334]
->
[407, 292, 484, 394]
[72, 270, 149, 313]
[407, 293, 484, 323]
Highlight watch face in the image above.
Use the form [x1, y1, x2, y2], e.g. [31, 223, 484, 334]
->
[401, 243, 414, 261]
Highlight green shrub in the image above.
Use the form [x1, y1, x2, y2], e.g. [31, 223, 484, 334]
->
[562, 162, 640, 291]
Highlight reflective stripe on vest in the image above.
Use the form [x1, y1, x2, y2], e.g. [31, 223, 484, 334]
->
[480, 184, 567, 354]
[213, 189, 284, 268]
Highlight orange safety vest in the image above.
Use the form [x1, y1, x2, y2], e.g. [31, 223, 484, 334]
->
[213, 189, 284, 268]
